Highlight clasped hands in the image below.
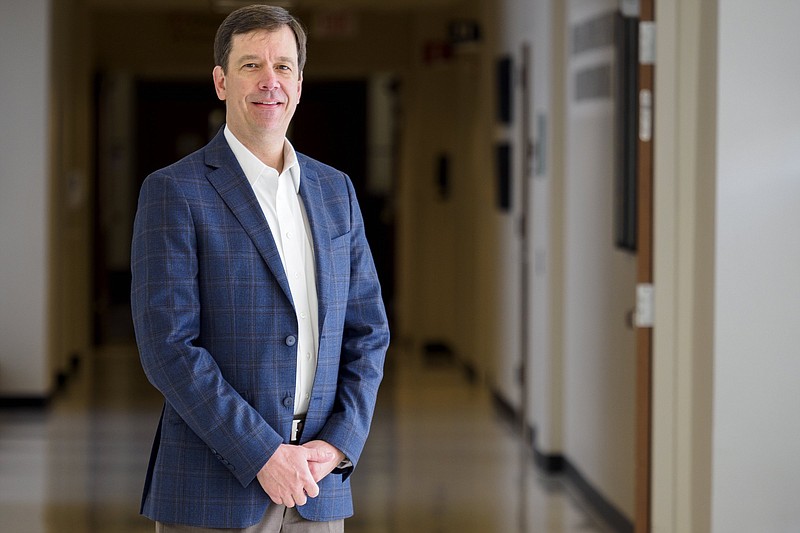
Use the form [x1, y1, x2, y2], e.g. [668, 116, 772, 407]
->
[256, 440, 345, 507]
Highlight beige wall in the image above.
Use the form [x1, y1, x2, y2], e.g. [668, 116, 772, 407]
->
[394, 0, 500, 373]
[0, 0, 52, 397]
[654, 1, 800, 531]
[50, 0, 94, 386]
[0, 0, 93, 396]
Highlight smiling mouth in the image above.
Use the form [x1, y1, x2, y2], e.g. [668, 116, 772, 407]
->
[253, 100, 282, 106]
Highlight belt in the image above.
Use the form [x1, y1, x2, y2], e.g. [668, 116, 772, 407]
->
[290, 415, 306, 445]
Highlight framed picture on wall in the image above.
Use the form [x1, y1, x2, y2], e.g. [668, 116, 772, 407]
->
[495, 142, 511, 211]
[496, 55, 513, 125]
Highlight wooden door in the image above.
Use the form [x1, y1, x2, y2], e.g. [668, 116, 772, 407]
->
[634, 0, 656, 531]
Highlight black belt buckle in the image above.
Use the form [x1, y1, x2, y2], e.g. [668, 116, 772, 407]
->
[290, 416, 305, 444]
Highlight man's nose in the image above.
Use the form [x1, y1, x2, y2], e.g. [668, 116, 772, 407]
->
[259, 70, 279, 90]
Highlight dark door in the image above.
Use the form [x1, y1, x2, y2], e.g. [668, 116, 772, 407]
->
[291, 79, 395, 323]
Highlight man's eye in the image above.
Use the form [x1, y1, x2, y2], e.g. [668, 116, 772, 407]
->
[243, 63, 258, 69]
[277, 65, 291, 71]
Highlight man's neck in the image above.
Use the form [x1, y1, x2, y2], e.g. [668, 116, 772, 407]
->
[230, 127, 285, 172]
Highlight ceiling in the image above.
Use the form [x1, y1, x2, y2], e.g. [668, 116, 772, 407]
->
[87, 0, 462, 13]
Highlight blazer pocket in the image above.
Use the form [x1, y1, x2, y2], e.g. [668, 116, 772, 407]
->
[326, 233, 351, 305]
[330, 231, 351, 250]
[330, 233, 351, 269]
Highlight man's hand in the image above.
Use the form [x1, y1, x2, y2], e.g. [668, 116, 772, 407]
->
[302, 440, 346, 483]
[256, 444, 334, 507]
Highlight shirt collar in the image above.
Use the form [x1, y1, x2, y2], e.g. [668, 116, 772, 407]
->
[223, 125, 301, 193]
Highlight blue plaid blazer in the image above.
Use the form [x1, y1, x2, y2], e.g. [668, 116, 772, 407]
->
[130, 129, 389, 528]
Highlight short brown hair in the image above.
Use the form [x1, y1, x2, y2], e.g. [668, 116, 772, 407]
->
[214, 5, 307, 73]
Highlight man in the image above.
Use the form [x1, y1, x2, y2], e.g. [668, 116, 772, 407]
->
[130, 5, 389, 532]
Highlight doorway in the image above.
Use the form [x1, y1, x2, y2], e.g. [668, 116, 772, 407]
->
[92, 77, 223, 344]
[292, 78, 396, 324]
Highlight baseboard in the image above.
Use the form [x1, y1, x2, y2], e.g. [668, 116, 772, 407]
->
[0, 353, 82, 410]
[490, 389, 523, 427]
[422, 342, 480, 385]
[532, 441, 565, 473]
[490, 387, 633, 533]
[0, 395, 50, 408]
[561, 458, 634, 533]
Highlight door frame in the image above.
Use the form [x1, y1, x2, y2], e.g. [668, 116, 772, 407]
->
[634, 0, 656, 531]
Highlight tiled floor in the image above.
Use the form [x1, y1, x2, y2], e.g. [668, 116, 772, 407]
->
[0, 344, 611, 533]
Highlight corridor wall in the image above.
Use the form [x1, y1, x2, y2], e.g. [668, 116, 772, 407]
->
[0, 0, 51, 399]
[652, 1, 800, 531]
[491, 0, 638, 524]
[0, 0, 93, 402]
[711, 1, 800, 530]
[561, 0, 636, 520]
[394, 0, 500, 377]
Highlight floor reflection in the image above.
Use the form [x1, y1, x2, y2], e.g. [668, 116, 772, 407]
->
[0, 344, 611, 532]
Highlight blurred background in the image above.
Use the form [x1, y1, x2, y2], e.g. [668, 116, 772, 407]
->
[1, 0, 800, 532]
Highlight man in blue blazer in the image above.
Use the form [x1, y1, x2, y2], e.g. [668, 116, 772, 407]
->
[130, 5, 389, 531]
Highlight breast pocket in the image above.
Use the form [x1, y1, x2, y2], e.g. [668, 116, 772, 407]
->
[327, 233, 351, 303]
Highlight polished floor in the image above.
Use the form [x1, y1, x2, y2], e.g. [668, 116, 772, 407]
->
[0, 343, 612, 533]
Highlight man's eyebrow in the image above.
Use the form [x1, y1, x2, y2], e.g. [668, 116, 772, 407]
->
[274, 56, 298, 66]
[235, 54, 260, 63]
[234, 54, 297, 66]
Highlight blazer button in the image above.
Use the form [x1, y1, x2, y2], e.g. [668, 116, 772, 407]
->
[283, 397, 294, 408]
[285, 335, 297, 347]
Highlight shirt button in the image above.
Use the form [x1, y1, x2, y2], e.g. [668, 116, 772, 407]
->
[300, 311, 306, 319]
[286, 231, 293, 239]
[285, 335, 297, 346]
[306, 352, 312, 360]
[305, 393, 310, 400]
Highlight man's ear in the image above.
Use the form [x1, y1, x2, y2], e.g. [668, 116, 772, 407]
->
[296, 71, 303, 103]
[212, 66, 227, 101]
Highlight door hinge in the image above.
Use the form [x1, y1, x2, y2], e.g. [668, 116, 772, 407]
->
[639, 89, 653, 142]
[639, 21, 656, 65]
[635, 283, 655, 328]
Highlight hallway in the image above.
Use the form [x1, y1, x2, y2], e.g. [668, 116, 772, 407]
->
[0, 344, 611, 533]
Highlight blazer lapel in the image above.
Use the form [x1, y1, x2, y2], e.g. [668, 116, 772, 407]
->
[298, 157, 332, 334]
[203, 131, 294, 306]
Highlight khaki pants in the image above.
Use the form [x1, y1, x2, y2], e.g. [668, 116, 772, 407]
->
[155, 505, 344, 533]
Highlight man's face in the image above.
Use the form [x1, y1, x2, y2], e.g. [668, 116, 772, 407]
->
[213, 26, 302, 147]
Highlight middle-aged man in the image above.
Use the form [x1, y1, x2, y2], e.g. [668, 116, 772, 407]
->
[130, 5, 390, 532]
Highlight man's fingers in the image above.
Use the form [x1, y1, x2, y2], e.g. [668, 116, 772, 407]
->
[257, 445, 323, 506]
[304, 447, 334, 463]
[304, 480, 320, 499]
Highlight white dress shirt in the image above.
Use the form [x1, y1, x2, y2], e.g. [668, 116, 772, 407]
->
[223, 126, 318, 417]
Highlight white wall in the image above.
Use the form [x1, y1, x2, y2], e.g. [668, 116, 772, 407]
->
[654, 1, 800, 530]
[561, 0, 637, 518]
[528, 0, 564, 455]
[0, 0, 52, 397]
[712, 1, 800, 530]
[489, 0, 531, 413]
